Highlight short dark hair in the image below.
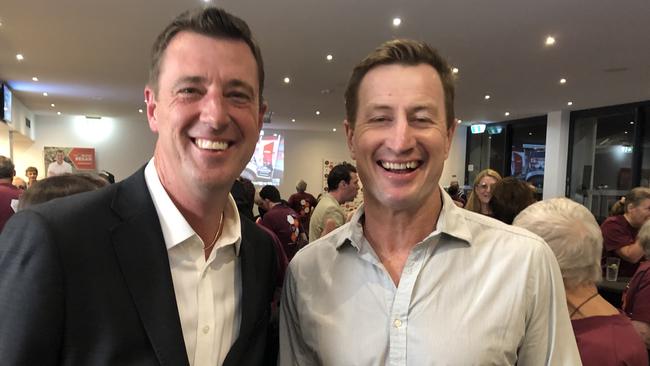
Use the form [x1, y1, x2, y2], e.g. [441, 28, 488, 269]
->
[18, 174, 107, 210]
[259, 185, 281, 203]
[489, 177, 537, 225]
[0, 156, 15, 179]
[26, 166, 38, 175]
[327, 162, 357, 192]
[148, 7, 264, 104]
[344, 39, 455, 129]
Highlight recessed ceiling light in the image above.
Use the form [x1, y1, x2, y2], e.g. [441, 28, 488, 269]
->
[484, 95, 491, 100]
[560, 78, 567, 84]
[392, 17, 402, 27]
[16, 54, 24, 61]
[42, 92, 48, 96]
[452, 67, 459, 74]
[567, 101, 573, 106]
[332, 128, 337, 132]
[316, 110, 320, 115]
[32, 77, 39, 82]
[630, 121, 635, 125]
[624, 131, 628, 134]
[0, 20, 3, 27]
[50, 103, 55, 107]
[138, 109, 143, 113]
[457, 119, 462, 124]
[505, 112, 510, 116]
[283, 77, 290, 84]
[57, 111, 61, 115]
[291, 118, 296, 122]
[545, 36, 556, 46]
[529, 132, 533, 136]
[326, 54, 333, 61]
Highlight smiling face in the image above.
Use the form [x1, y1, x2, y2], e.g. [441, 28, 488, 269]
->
[145, 31, 265, 196]
[345, 63, 455, 211]
[475, 176, 498, 205]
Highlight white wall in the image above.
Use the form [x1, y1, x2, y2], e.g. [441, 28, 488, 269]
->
[441, 125, 467, 187]
[12, 114, 156, 182]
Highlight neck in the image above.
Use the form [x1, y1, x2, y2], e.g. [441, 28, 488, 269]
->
[330, 190, 345, 205]
[623, 213, 637, 227]
[566, 283, 617, 319]
[0, 178, 12, 184]
[480, 201, 492, 215]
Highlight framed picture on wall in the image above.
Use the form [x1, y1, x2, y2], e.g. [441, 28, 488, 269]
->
[44, 146, 96, 177]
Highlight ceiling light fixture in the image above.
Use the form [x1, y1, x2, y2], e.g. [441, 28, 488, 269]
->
[484, 95, 491, 100]
[505, 112, 510, 116]
[50, 103, 55, 107]
[291, 118, 296, 122]
[32, 77, 39, 82]
[16, 54, 24, 61]
[560, 78, 567, 84]
[545, 36, 556, 46]
[392, 17, 402, 27]
[630, 121, 635, 125]
[57, 111, 61, 115]
[567, 101, 573, 106]
[332, 128, 337, 132]
[452, 67, 459, 74]
[457, 119, 462, 124]
[315, 110, 321, 115]
[283, 77, 290, 84]
[326, 54, 333, 61]
[138, 109, 143, 113]
[42, 92, 48, 96]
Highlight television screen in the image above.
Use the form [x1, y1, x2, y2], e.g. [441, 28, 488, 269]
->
[2, 83, 12, 123]
[241, 131, 285, 186]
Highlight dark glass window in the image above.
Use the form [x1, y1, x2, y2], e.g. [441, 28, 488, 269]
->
[510, 118, 547, 195]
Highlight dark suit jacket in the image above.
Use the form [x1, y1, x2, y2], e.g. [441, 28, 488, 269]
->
[0, 167, 278, 365]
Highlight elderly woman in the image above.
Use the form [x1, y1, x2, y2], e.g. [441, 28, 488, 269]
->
[623, 219, 650, 352]
[514, 198, 647, 366]
[465, 169, 502, 216]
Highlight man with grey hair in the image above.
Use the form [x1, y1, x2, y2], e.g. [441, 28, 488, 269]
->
[280, 38, 580, 364]
[623, 219, 650, 351]
[0, 7, 277, 365]
[288, 179, 317, 236]
[515, 198, 647, 365]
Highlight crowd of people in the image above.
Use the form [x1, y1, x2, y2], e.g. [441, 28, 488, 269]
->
[1, 5, 650, 366]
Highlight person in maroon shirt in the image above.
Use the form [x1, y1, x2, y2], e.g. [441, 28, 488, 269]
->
[287, 180, 318, 238]
[0, 156, 22, 233]
[258, 185, 307, 260]
[601, 187, 650, 278]
[623, 219, 650, 355]
[515, 198, 648, 366]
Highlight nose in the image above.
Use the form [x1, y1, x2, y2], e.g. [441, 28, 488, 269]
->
[200, 90, 230, 130]
[385, 115, 415, 153]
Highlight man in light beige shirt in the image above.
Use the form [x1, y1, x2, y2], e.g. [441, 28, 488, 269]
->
[0, 7, 277, 366]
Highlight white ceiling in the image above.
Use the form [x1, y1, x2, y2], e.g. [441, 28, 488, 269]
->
[1, 0, 649, 131]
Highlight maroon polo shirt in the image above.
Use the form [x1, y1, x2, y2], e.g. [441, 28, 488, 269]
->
[601, 215, 641, 278]
[0, 182, 21, 232]
[259, 202, 304, 260]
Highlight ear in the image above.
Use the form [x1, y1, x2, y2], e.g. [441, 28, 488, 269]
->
[257, 101, 268, 133]
[144, 86, 159, 133]
[443, 121, 457, 160]
[344, 120, 356, 160]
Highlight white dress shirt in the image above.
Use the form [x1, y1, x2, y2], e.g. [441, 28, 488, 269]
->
[280, 188, 581, 365]
[144, 159, 242, 366]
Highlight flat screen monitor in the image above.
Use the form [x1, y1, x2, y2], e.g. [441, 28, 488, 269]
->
[2, 83, 12, 123]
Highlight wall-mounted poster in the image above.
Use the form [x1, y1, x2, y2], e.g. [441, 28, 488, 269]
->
[44, 146, 96, 177]
[322, 159, 363, 216]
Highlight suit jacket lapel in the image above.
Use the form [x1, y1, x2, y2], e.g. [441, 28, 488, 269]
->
[109, 167, 189, 366]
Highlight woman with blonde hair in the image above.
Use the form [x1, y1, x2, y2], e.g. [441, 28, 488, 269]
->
[465, 169, 502, 216]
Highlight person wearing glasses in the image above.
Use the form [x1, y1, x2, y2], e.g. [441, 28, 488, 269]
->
[465, 168, 502, 216]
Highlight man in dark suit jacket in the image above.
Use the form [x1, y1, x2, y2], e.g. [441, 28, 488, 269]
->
[0, 7, 277, 366]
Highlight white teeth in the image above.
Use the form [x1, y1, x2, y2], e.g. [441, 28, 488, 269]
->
[195, 138, 228, 151]
[380, 161, 419, 170]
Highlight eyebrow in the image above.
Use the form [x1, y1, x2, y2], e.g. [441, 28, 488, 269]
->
[171, 77, 256, 97]
[171, 76, 206, 90]
[225, 79, 256, 98]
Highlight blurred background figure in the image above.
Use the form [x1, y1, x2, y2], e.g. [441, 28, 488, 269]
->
[288, 179, 318, 239]
[258, 185, 306, 261]
[514, 198, 648, 366]
[465, 169, 502, 216]
[0, 156, 22, 232]
[623, 219, 650, 355]
[489, 177, 537, 225]
[446, 178, 466, 208]
[18, 174, 107, 210]
[230, 176, 255, 221]
[25, 166, 38, 188]
[601, 187, 650, 278]
[12, 177, 27, 190]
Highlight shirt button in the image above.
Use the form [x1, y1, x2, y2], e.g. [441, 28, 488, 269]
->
[202, 325, 210, 334]
[393, 319, 402, 328]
